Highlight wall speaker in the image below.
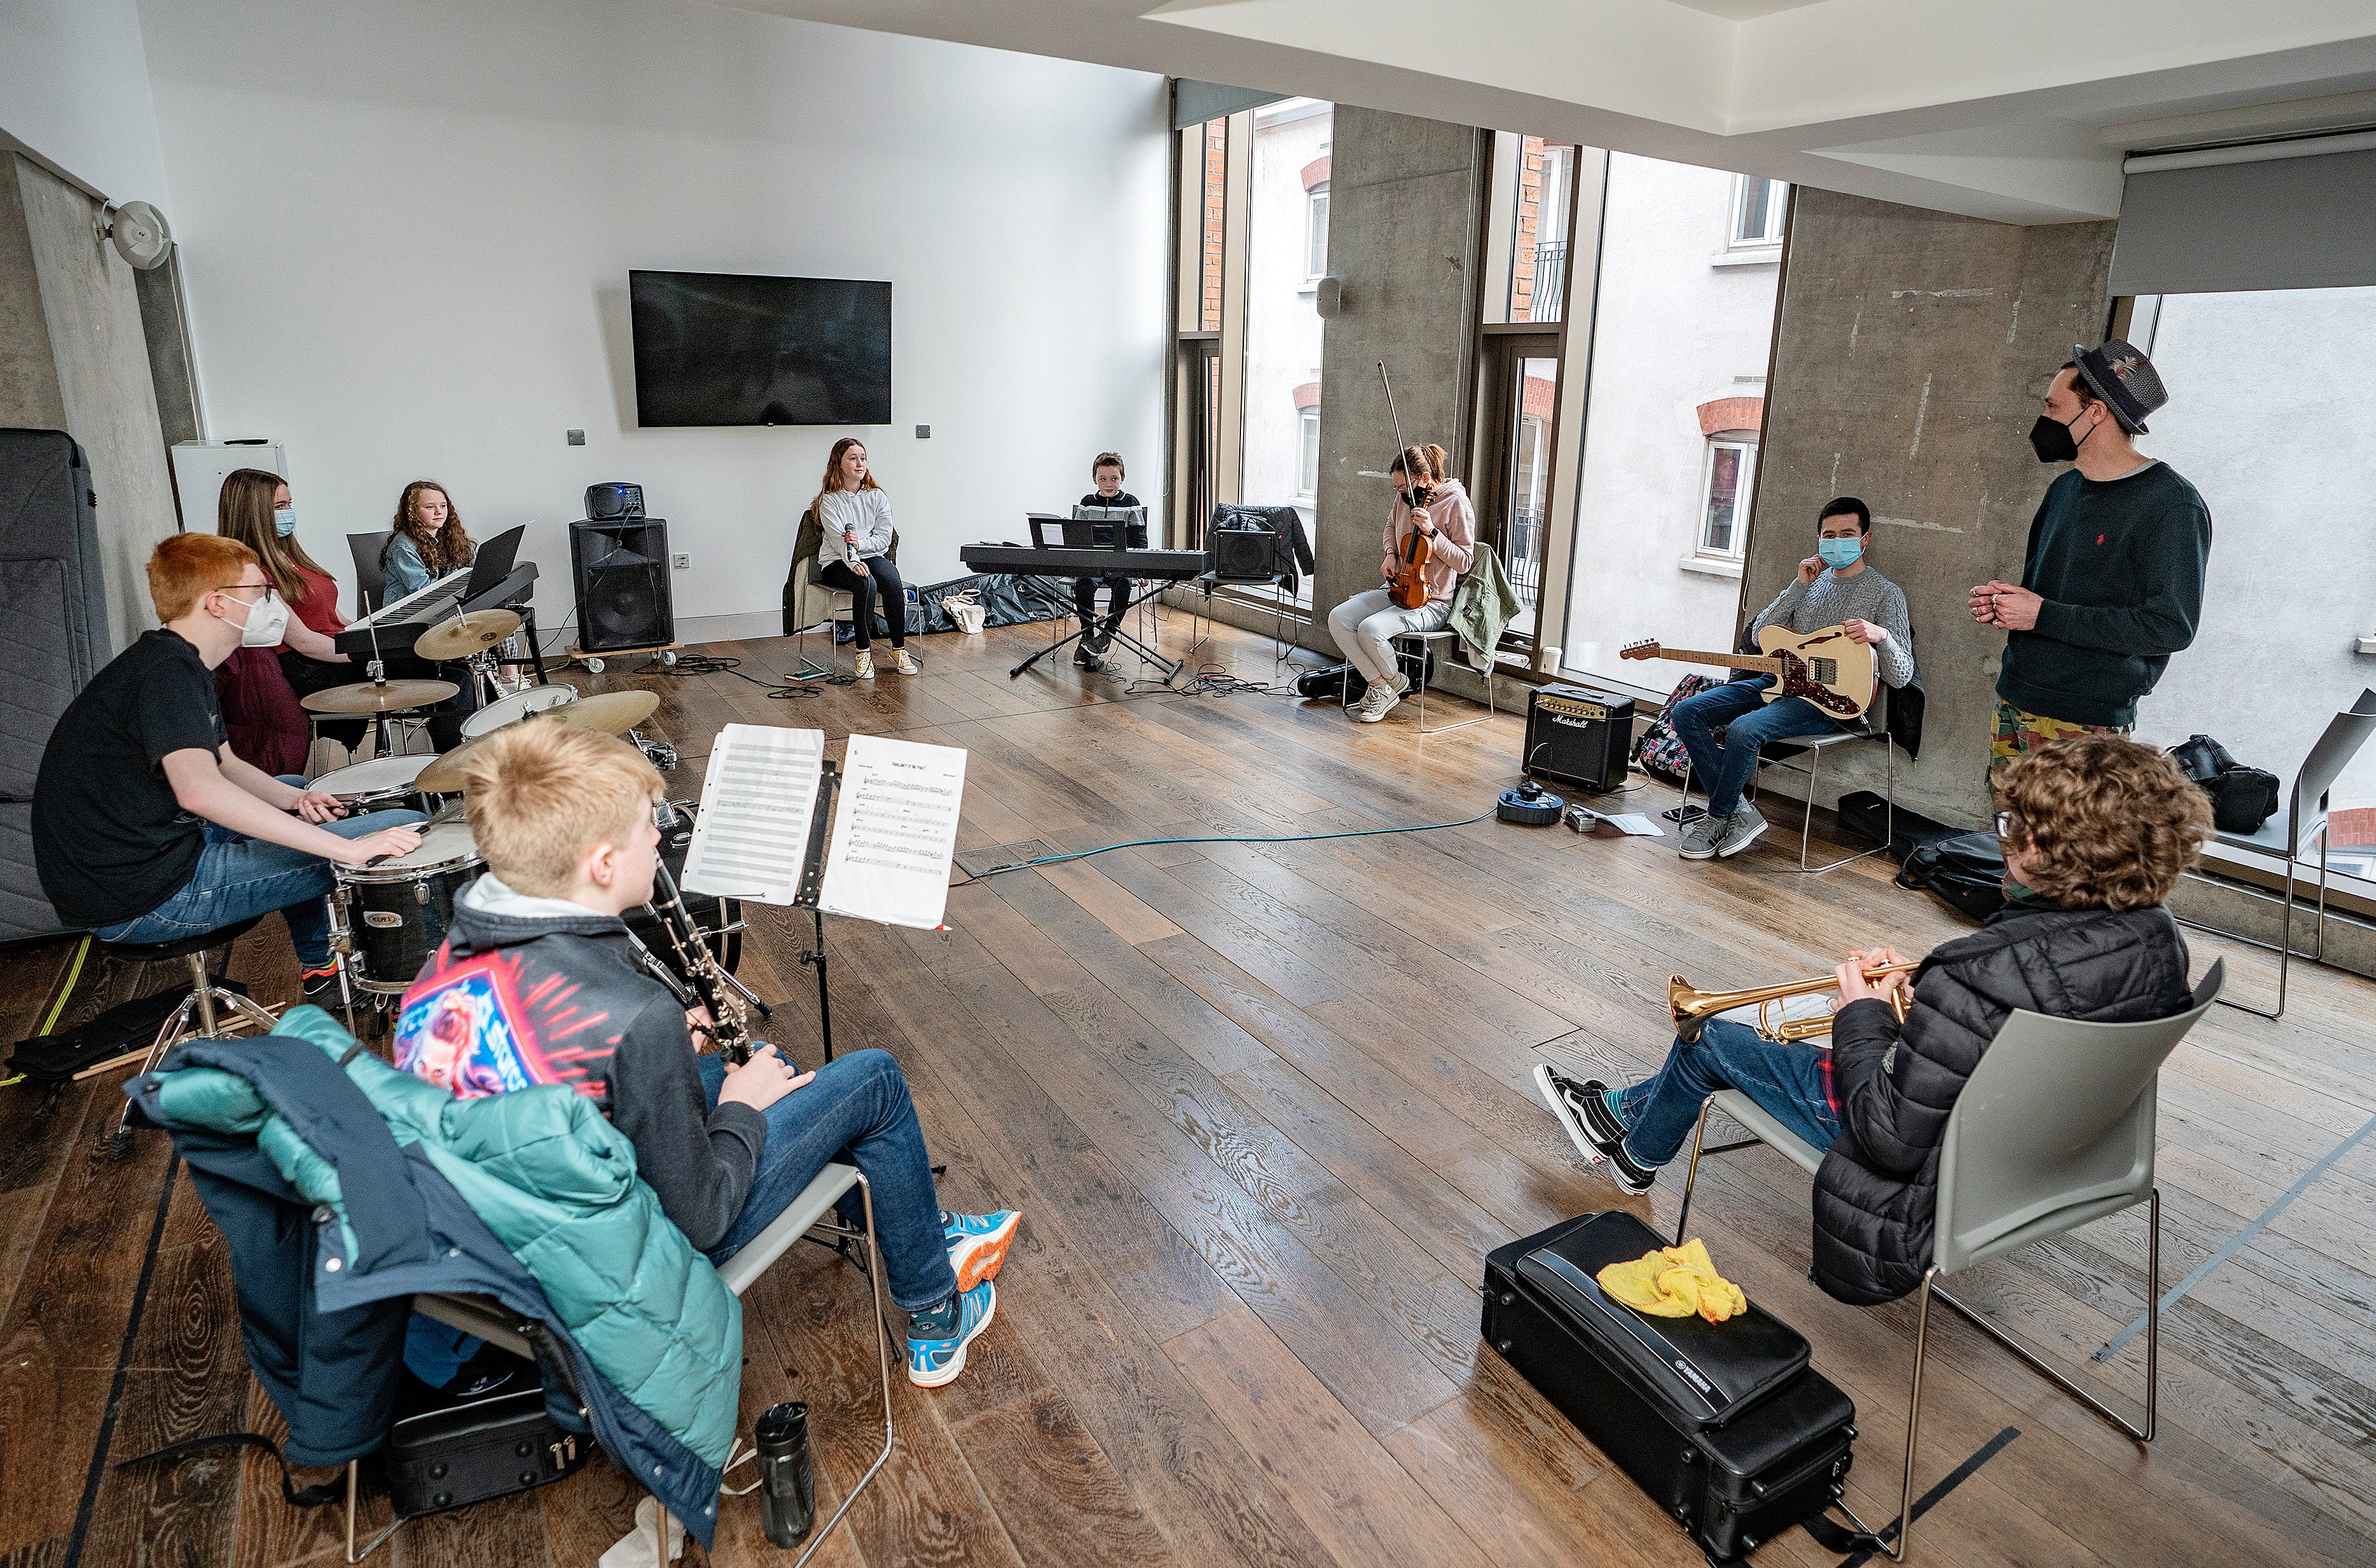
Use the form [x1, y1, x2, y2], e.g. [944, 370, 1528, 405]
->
[569, 517, 675, 652]
[585, 482, 645, 520]
[1523, 683, 1638, 793]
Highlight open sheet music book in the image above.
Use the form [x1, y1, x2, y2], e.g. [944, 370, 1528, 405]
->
[681, 725, 966, 930]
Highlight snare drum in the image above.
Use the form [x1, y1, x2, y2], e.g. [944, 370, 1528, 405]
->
[460, 683, 580, 739]
[310, 753, 438, 818]
[335, 820, 486, 993]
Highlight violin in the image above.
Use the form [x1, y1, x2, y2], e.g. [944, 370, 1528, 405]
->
[1379, 358, 1435, 611]
[1390, 503, 1434, 611]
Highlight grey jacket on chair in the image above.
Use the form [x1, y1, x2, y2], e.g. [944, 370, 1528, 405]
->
[1811, 900, 2194, 1305]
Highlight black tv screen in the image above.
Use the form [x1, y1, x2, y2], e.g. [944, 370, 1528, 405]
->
[629, 269, 891, 427]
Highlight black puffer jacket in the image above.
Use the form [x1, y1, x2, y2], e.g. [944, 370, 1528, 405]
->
[1812, 900, 2193, 1305]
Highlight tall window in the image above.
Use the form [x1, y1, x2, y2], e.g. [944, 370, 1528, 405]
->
[1489, 137, 1578, 325]
[1731, 175, 1785, 249]
[1172, 99, 1332, 598]
[1559, 154, 1784, 691]
[1700, 436, 1756, 556]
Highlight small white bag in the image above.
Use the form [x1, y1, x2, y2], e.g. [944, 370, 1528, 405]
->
[945, 590, 987, 634]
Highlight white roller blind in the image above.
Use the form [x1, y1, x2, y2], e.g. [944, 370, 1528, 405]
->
[2111, 143, 2376, 296]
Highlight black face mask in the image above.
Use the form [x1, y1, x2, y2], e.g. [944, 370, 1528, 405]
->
[2029, 408, 2090, 464]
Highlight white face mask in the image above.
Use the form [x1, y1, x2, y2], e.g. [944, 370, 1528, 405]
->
[273, 506, 296, 538]
[226, 588, 290, 648]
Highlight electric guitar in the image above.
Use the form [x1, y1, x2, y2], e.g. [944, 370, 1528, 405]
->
[1619, 625, 1877, 719]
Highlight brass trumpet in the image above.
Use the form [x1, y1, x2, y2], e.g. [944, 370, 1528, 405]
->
[1668, 960, 1919, 1044]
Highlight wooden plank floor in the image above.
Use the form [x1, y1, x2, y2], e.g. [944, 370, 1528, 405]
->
[4, 615, 2373, 1567]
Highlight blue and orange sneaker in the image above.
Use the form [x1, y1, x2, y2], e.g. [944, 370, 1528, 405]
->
[942, 1209, 1021, 1291]
[907, 1280, 995, 1388]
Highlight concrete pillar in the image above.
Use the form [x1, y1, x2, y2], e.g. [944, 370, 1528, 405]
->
[1745, 189, 2116, 827]
[0, 152, 180, 651]
[1308, 110, 1485, 655]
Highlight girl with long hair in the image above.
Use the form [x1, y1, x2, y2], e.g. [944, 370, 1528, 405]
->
[216, 468, 363, 752]
[811, 438, 915, 678]
[382, 480, 475, 600]
[1325, 444, 1478, 722]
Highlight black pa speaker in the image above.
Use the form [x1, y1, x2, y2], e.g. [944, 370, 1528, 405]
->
[1523, 683, 1637, 793]
[585, 481, 644, 520]
[569, 517, 674, 652]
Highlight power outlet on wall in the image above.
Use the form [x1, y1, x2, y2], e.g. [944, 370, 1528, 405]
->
[672, 553, 690, 570]
[566, 429, 585, 446]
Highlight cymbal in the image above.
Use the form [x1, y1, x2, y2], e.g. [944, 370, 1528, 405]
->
[413, 609, 522, 662]
[413, 730, 494, 794]
[301, 678, 458, 715]
[411, 689, 661, 793]
[538, 690, 659, 736]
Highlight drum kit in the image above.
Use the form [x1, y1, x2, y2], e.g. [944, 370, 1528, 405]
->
[316, 674, 670, 1013]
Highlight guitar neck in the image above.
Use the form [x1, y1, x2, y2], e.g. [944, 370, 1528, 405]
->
[1645, 648, 1781, 676]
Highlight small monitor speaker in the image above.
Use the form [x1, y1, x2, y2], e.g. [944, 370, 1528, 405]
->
[585, 482, 645, 520]
[569, 517, 674, 651]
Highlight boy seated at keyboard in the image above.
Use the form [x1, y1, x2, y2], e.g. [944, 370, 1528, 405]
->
[394, 720, 1019, 1386]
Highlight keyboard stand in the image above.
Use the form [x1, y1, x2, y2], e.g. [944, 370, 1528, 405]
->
[1008, 577, 1183, 683]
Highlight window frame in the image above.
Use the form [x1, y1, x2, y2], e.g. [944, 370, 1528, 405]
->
[1305, 186, 1329, 282]
[1296, 407, 1321, 498]
[1698, 433, 1758, 559]
[1728, 174, 1786, 251]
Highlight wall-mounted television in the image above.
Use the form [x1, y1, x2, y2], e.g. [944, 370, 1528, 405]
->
[628, 269, 891, 427]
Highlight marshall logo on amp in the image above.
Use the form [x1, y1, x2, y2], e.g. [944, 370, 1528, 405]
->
[1524, 683, 1637, 793]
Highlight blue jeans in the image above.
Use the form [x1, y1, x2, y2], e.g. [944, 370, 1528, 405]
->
[94, 778, 424, 970]
[1671, 676, 1841, 818]
[1613, 1018, 1841, 1168]
[696, 1047, 958, 1313]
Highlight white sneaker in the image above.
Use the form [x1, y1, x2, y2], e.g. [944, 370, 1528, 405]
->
[1389, 671, 1410, 697]
[1356, 681, 1401, 723]
[892, 648, 920, 675]
[853, 651, 875, 679]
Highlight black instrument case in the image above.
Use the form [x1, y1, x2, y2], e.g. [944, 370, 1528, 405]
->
[1482, 1211, 1856, 1564]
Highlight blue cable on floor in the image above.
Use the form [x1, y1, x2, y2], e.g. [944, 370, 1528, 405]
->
[962, 809, 1495, 881]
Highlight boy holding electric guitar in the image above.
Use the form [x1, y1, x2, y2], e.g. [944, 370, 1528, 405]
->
[1621, 497, 1915, 860]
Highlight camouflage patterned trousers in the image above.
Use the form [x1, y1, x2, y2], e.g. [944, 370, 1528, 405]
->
[1990, 699, 2130, 795]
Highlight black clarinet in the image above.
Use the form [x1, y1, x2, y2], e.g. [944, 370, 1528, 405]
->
[644, 809, 755, 1064]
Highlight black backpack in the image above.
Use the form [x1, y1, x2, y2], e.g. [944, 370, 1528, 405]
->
[1895, 830, 2008, 921]
[2167, 734, 2282, 835]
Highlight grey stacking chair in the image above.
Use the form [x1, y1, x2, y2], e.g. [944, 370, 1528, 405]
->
[2176, 688, 2376, 1017]
[1670, 957, 2224, 1562]
[386, 1164, 892, 1567]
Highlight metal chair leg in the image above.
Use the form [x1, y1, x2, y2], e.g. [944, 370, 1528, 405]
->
[786, 1172, 896, 1568]
[1675, 1100, 1713, 1246]
[1883, 1268, 1938, 1563]
[346, 1459, 403, 1561]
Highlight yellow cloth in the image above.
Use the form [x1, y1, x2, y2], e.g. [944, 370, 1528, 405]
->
[1596, 1237, 1749, 1324]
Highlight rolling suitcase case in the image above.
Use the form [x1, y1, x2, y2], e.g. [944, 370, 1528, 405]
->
[1482, 1211, 1857, 1564]
[382, 1352, 593, 1517]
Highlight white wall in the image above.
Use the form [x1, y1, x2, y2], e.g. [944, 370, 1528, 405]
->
[2130, 285, 2376, 816]
[0, 0, 173, 207]
[134, 0, 1169, 636]
[1560, 154, 1781, 691]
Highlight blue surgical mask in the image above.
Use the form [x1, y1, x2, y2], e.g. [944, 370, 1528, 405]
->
[273, 506, 296, 538]
[1817, 536, 1863, 569]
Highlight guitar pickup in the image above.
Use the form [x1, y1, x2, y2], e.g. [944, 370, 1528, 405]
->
[1812, 659, 1838, 683]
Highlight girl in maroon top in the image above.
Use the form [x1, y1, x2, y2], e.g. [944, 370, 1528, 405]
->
[217, 469, 365, 748]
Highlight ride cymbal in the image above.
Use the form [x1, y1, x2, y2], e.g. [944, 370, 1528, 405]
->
[413, 608, 522, 662]
[300, 679, 458, 715]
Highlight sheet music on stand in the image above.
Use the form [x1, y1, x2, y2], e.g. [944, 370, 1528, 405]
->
[680, 726, 967, 928]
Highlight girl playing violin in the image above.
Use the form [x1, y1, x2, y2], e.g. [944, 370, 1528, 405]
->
[1325, 444, 1478, 722]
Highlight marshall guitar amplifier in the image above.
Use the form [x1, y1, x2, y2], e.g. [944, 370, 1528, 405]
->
[1524, 683, 1637, 793]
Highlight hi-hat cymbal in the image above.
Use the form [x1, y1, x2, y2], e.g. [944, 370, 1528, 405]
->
[413, 609, 522, 662]
[301, 678, 458, 715]
[538, 690, 660, 736]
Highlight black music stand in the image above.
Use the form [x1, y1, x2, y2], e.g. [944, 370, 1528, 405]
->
[791, 757, 841, 1063]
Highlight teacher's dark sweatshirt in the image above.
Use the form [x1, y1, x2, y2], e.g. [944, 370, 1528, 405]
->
[1996, 460, 2213, 728]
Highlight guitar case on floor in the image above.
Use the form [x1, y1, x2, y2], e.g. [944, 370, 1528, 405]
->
[1483, 1211, 1858, 1565]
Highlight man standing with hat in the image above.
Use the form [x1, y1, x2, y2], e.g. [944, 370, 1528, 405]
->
[1969, 340, 2212, 787]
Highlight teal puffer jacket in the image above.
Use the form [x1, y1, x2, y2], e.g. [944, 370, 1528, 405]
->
[151, 1006, 742, 1469]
